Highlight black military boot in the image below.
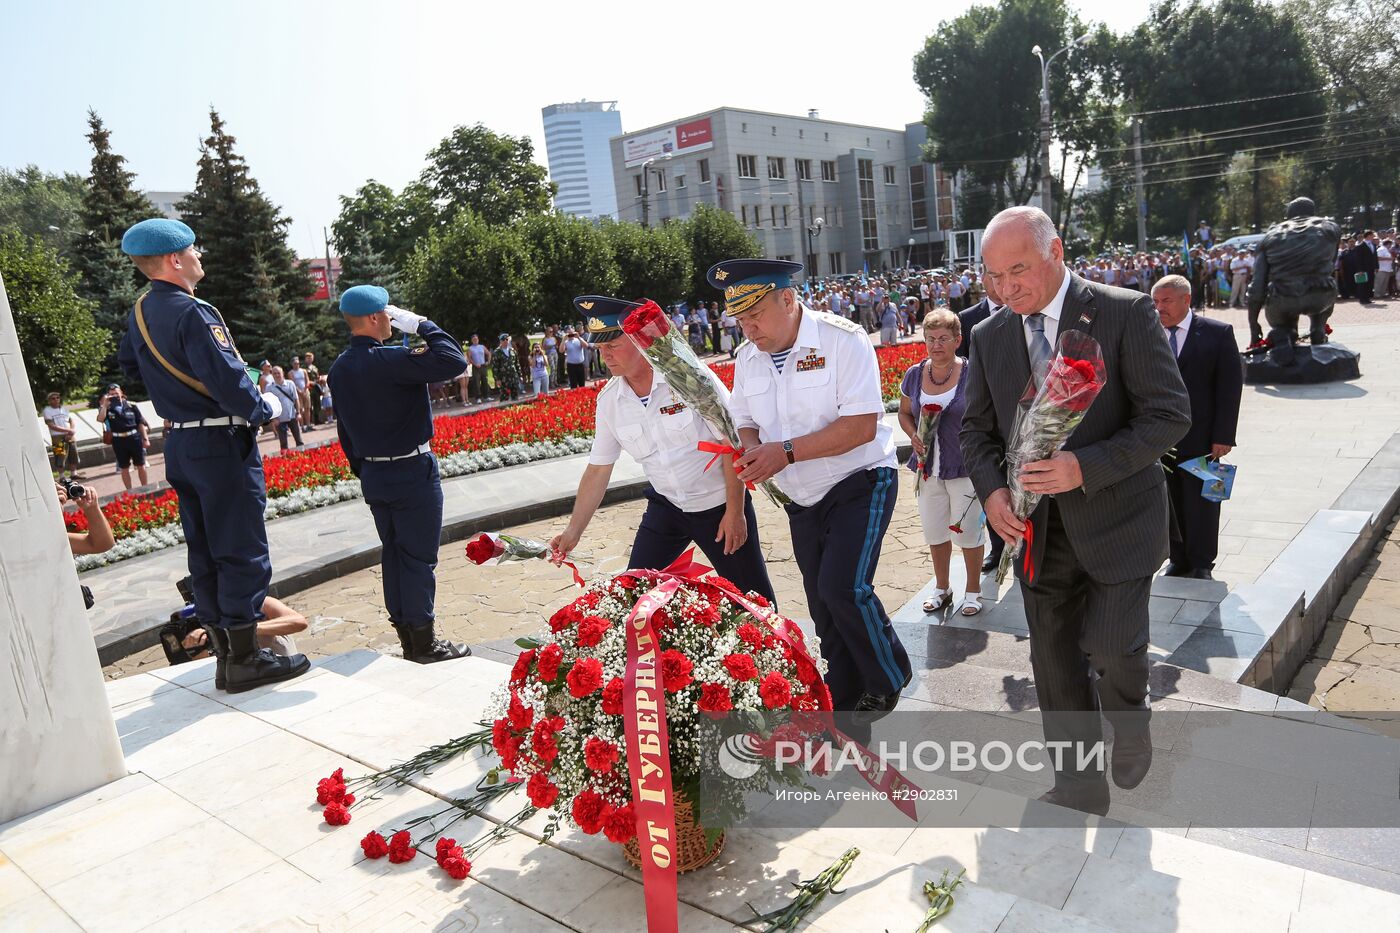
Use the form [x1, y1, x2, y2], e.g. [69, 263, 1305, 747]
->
[201, 622, 229, 691]
[393, 622, 471, 664]
[223, 622, 310, 693]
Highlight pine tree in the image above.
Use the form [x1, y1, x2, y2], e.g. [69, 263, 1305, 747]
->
[337, 226, 402, 298]
[177, 109, 314, 344]
[240, 251, 314, 367]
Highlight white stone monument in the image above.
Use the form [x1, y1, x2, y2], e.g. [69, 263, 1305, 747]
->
[0, 272, 125, 825]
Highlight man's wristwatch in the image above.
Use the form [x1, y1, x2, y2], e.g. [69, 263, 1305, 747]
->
[782, 439, 795, 464]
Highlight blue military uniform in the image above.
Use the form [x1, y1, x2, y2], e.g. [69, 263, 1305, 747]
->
[118, 218, 308, 693]
[100, 387, 148, 471]
[578, 296, 777, 604]
[329, 285, 470, 662]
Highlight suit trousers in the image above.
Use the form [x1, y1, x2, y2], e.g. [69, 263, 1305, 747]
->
[785, 468, 911, 708]
[361, 454, 443, 628]
[1021, 500, 1151, 787]
[1166, 461, 1220, 572]
[628, 489, 776, 606]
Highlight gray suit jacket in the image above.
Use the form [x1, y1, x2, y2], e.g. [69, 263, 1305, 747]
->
[959, 274, 1191, 584]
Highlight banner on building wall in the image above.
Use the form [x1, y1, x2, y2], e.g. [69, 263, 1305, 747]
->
[308, 267, 330, 301]
[622, 117, 714, 168]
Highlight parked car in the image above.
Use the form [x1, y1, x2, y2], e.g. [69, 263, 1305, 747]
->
[1219, 233, 1266, 251]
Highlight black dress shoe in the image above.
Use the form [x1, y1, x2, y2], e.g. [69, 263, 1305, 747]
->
[1111, 728, 1153, 789]
[1162, 563, 1192, 577]
[1186, 569, 1214, 580]
[394, 622, 472, 664]
[981, 554, 998, 574]
[852, 670, 913, 723]
[1038, 783, 1110, 816]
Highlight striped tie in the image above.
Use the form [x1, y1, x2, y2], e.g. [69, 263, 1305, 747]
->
[1169, 325, 1180, 356]
[1026, 313, 1052, 374]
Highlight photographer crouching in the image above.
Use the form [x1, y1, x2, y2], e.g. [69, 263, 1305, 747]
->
[59, 479, 113, 610]
[160, 576, 308, 667]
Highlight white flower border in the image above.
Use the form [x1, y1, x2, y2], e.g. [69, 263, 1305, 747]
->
[75, 435, 595, 572]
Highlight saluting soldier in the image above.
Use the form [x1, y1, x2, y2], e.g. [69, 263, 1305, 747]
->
[118, 218, 309, 693]
[328, 285, 471, 664]
[714, 259, 911, 715]
[548, 297, 776, 604]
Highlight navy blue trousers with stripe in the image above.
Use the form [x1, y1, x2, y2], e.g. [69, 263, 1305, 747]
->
[785, 467, 911, 709]
[361, 453, 443, 628]
[629, 489, 777, 607]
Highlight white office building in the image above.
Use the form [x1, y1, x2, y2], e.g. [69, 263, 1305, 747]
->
[542, 101, 622, 220]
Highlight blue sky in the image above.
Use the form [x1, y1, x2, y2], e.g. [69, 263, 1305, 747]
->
[2, 0, 1156, 258]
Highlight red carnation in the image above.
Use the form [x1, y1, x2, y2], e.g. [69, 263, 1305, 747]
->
[510, 648, 536, 684]
[651, 608, 675, 631]
[360, 831, 389, 859]
[708, 575, 741, 597]
[688, 603, 721, 627]
[575, 591, 602, 611]
[567, 657, 604, 698]
[537, 643, 564, 682]
[723, 653, 759, 681]
[737, 623, 764, 650]
[388, 830, 416, 863]
[601, 676, 625, 715]
[465, 532, 505, 565]
[572, 788, 608, 834]
[507, 693, 533, 732]
[531, 727, 560, 764]
[323, 802, 351, 826]
[620, 300, 669, 350]
[527, 771, 559, 808]
[660, 649, 694, 693]
[548, 604, 582, 633]
[441, 855, 471, 880]
[317, 781, 344, 806]
[435, 837, 458, 859]
[759, 671, 793, 709]
[615, 575, 638, 590]
[603, 803, 637, 844]
[584, 736, 620, 773]
[698, 682, 733, 718]
[575, 615, 610, 648]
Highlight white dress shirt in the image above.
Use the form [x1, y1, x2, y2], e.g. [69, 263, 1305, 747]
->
[728, 305, 898, 507]
[1163, 309, 1193, 358]
[589, 368, 730, 512]
[1023, 268, 1072, 355]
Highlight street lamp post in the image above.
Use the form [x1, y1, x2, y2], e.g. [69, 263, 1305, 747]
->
[639, 153, 672, 228]
[907, 236, 916, 269]
[806, 217, 824, 277]
[1032, 33, 1089, 221]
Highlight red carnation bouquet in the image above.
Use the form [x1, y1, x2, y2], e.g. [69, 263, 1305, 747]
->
[621, 300, 789, 508]
[912, 403, 944, 494]
[997, 331, 1106, 584]
[486, 567, 831, 846]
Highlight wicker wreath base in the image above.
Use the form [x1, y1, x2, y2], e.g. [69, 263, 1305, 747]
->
[622, 798, 725, 872]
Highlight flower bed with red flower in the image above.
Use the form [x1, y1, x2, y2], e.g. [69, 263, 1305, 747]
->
[485, 571, 833, 845]
[74, 343, 925, 560]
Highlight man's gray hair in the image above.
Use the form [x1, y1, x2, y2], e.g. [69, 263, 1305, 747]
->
[1152, 274, 1192, 296]
[984, 206, 1058, 259]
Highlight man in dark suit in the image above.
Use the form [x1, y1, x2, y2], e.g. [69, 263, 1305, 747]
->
[958, 278, 1005, 574]
[961, 207, 1191, 815]
[1152, 275, 1243, 581]
[1351, 232, 1380, 303]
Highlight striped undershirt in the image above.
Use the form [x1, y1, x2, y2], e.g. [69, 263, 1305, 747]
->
[769, 349, 792, 373]
[637, 394, 649, 406]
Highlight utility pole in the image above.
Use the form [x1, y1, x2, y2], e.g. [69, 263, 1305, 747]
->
[1038, 78, 1053, 218]
[1132, 118, 1147, 250]
[794, 165, 807, 276]
[323, 226, 338, 300]
[641, 162, 651, 229]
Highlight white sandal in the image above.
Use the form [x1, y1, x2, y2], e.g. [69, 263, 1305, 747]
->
[922, 588, 952, 614]
[957, 594, 982, 616]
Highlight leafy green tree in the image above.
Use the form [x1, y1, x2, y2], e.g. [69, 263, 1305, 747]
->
[330, 180, 434, 274]
[0, 166, 86, 257]
[601, 221, 693, 308]
[419, 124, 556, 226]
[177, 110, 315, 339]
[680, 204, 761, 302]
[522, 212, 619, 324]
[1, 232, 110, 404]
[405, 210, 539, 341]
[337, 226, 403, 298]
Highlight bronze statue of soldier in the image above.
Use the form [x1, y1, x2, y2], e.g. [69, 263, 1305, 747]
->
[1246, 197, 1340, 366]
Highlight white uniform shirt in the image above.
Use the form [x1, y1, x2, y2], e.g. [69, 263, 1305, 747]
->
[589, 368, 730, 512]
[728, 306, 898, 507]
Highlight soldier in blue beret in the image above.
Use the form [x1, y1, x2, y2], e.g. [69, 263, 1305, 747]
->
[711, 258, 911, 720]
[118, 217, 309, 693]
[548, 297, 776, 603]
[328, 285, 471, 663]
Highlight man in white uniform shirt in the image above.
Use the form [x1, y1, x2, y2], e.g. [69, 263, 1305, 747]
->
[713, 259, 911, 717]
[549, 296, 775, 604]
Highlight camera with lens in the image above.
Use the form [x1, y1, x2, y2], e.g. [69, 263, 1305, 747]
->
[159, 576, 202, 665]
[60, 478, 87, 500]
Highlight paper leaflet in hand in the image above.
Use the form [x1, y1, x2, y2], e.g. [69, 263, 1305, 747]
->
[1179, 456, 1235, 502]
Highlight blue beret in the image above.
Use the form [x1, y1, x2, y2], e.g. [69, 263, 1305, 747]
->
[121, 219, 196, 256]
[574, 295, 642, 343]
[707, 259, 803, 315]
[339, 284, 389, 316]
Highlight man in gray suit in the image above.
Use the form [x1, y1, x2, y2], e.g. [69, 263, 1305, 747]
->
[961, 207, 1190, 815]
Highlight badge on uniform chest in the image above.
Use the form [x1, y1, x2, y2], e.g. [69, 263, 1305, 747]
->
[659, 401, 687, 416]
[209, 324, 232, 349]
[795, 352, 826, 373]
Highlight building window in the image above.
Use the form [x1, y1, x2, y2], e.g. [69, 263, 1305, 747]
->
[654, 171, 667, 193]
[676, 174, 686, 189]
[796, 158, 812, 181]
[770, 205, 778, 226]
[782, 204, 789, 227]
[741, 205, 748, 226]
[828, 252, 844, 274]
[698, 158, 711, 183]
[776, 254, 793, 261]
[865, 137, 870, 147]
[737, 155, 757, 178]
[799, 129, 804, 139]
[807, 205, 815, 225]
[767, 156, 785, 179]
[858, 158, 878, 252]
[883, 165, 896, 185]
[634, 175, 643, 197]
[742, 122, 747, 133]
[820, 160, 837, 182]
[909, 164, 928, 231]
[771, 126, 777, 136]
[824, 132, 829, 141]
[754, 204, 761, 227]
